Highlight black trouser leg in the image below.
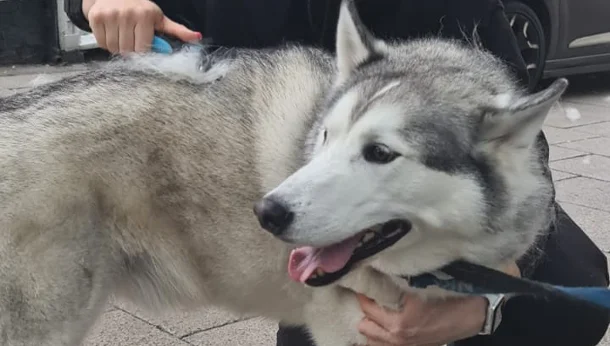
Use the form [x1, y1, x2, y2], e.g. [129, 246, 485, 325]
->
[276, 325, 315, 346]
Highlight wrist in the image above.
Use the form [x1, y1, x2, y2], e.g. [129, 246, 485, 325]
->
[469, 296, 489, 335]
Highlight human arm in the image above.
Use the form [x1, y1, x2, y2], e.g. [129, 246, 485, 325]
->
[356, 263, 521, 346]
[357, 293, 488, 346]
[63, 0, 200, 53]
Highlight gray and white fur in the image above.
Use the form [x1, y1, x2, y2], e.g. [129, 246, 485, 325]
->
[0, 1, 567, 345]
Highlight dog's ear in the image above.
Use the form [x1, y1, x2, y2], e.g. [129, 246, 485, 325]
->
[478, 78, 568, 149]
[335, 0, 385, 84]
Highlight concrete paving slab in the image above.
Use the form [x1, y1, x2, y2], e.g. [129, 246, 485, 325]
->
[183, 317, 277, 346]
[551, 154, 610, 182]
[557, 136, 610, 157]
[105, 303, 116, 313]
[563, 91, 610, 108]
[83, 310, 191, 346]
[572, 121, 610, 136]
[560, 202, 610, 253]
[555, 177, 610, 213]
[545, 102, 610, 129]
[114, 300, 245, 338]
[549, 145, 588, 162]
[542, 125, 600, 145]
[551, 170, 577, 182]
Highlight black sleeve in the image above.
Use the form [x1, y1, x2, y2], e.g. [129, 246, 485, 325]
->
[64, 0, 92, 32]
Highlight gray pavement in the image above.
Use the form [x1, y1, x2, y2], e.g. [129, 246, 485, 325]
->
[1, 63, 609, 345]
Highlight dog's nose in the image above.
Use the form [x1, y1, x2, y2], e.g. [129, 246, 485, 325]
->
[253, 198, 294, 236]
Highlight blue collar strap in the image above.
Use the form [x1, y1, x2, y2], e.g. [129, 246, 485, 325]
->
[404, 260, 610, 313]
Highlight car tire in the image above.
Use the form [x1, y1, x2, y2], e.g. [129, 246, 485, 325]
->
[503, 1, 547, 91]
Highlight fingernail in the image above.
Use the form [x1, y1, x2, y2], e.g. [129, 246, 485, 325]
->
[195, 32, 202, 40]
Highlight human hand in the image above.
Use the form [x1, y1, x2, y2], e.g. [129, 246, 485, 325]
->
[356, 262, 521, 346]
[83, 0, 201, 54]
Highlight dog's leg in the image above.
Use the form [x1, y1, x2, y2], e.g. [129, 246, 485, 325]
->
[0, 215, 117, 346]
[304, 286, 368, 346]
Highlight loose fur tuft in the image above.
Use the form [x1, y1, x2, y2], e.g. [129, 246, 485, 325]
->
[108, 46, 235, 84]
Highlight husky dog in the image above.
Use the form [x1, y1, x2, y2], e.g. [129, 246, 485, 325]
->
[0, 1, 567, 345]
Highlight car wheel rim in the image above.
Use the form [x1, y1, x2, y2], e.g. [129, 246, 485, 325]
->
[508, 12, 542, 79]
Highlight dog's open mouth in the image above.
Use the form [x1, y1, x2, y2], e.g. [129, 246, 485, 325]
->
[288, 219, 412, 287]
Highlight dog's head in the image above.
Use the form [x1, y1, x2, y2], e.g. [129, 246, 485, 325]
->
[254, 0, 567, 286]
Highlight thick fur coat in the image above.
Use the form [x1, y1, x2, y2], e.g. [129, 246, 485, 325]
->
[0, 1, 566, 345]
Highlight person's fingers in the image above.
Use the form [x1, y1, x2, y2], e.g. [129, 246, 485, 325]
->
[90, 22, 107, 50]
[88, 10, 107, 50]
[134, 20, 154, 52]
[119, 11, 137, 54]
[358, 318, 402, 346]
[103, 11, 120, 53]
[357, 294, 399, 330]
[157, 16, 201, 42]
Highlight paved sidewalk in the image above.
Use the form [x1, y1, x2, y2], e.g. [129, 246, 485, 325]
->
[1, 64, 609, 345]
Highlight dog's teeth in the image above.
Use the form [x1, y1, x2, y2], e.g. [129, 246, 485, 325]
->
[363, 232, 375, 243]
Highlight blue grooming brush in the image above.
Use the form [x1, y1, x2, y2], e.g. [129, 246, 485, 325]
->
[406, 260, 610, 312]
[151, 35, 173, 54]
[151, 35, 210, 55]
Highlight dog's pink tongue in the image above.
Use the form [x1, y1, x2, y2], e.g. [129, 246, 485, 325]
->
[288, 236, 360, 283]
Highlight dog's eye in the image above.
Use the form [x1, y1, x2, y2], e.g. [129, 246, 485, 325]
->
[322, 129, 328, 144]
[362, 143, 399, 164]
